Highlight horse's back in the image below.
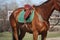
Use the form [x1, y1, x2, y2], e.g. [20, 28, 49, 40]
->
[10, 8, 24, 22]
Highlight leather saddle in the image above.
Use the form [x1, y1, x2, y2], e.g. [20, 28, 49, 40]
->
[24, 4, 34, 20]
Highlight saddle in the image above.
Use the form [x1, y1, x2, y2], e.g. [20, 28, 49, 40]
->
[17, 5, 34, 23]
[24, 4, 33, 20]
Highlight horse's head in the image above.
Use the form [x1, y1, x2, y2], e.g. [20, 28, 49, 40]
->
[52, 0, 60, 11]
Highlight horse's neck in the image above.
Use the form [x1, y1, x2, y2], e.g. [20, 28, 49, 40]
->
[36, 1, 54, 21]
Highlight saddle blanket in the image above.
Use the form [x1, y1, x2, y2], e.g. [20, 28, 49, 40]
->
[17, 10, 34, 23]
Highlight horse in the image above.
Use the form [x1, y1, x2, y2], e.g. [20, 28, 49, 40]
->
[9, 0, 60, 40]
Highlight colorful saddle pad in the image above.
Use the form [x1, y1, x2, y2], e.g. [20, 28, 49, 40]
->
[18, 10, 34, 23]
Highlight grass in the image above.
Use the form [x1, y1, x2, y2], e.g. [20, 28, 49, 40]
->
[47, 32, 60, 38]
[0, 32, 60, 40]
[0, 32, 12, 40]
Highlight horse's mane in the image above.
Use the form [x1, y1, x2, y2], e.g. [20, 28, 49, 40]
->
[34, 0, 51, 8]
[40, 0, 50, 6]
[34, 0, 54, 21]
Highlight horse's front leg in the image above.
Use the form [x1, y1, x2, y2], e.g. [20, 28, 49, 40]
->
[41, 32, 47, 40]
[32, 24, 38, 40]
[33, 30, 38, 40]
[12, 26, 19, 40]
[32, 19, 38, 40]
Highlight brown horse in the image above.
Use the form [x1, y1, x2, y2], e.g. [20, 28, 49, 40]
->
[9, 0, 60, 40]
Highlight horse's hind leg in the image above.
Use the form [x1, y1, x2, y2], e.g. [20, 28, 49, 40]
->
[19, 30, 26, 40]
[41, 31, 47, 40]
[10, 17, 19, 40]
[12, 27, 19, 40]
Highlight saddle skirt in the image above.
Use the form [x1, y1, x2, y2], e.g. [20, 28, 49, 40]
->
[17, 10, 34, 23]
